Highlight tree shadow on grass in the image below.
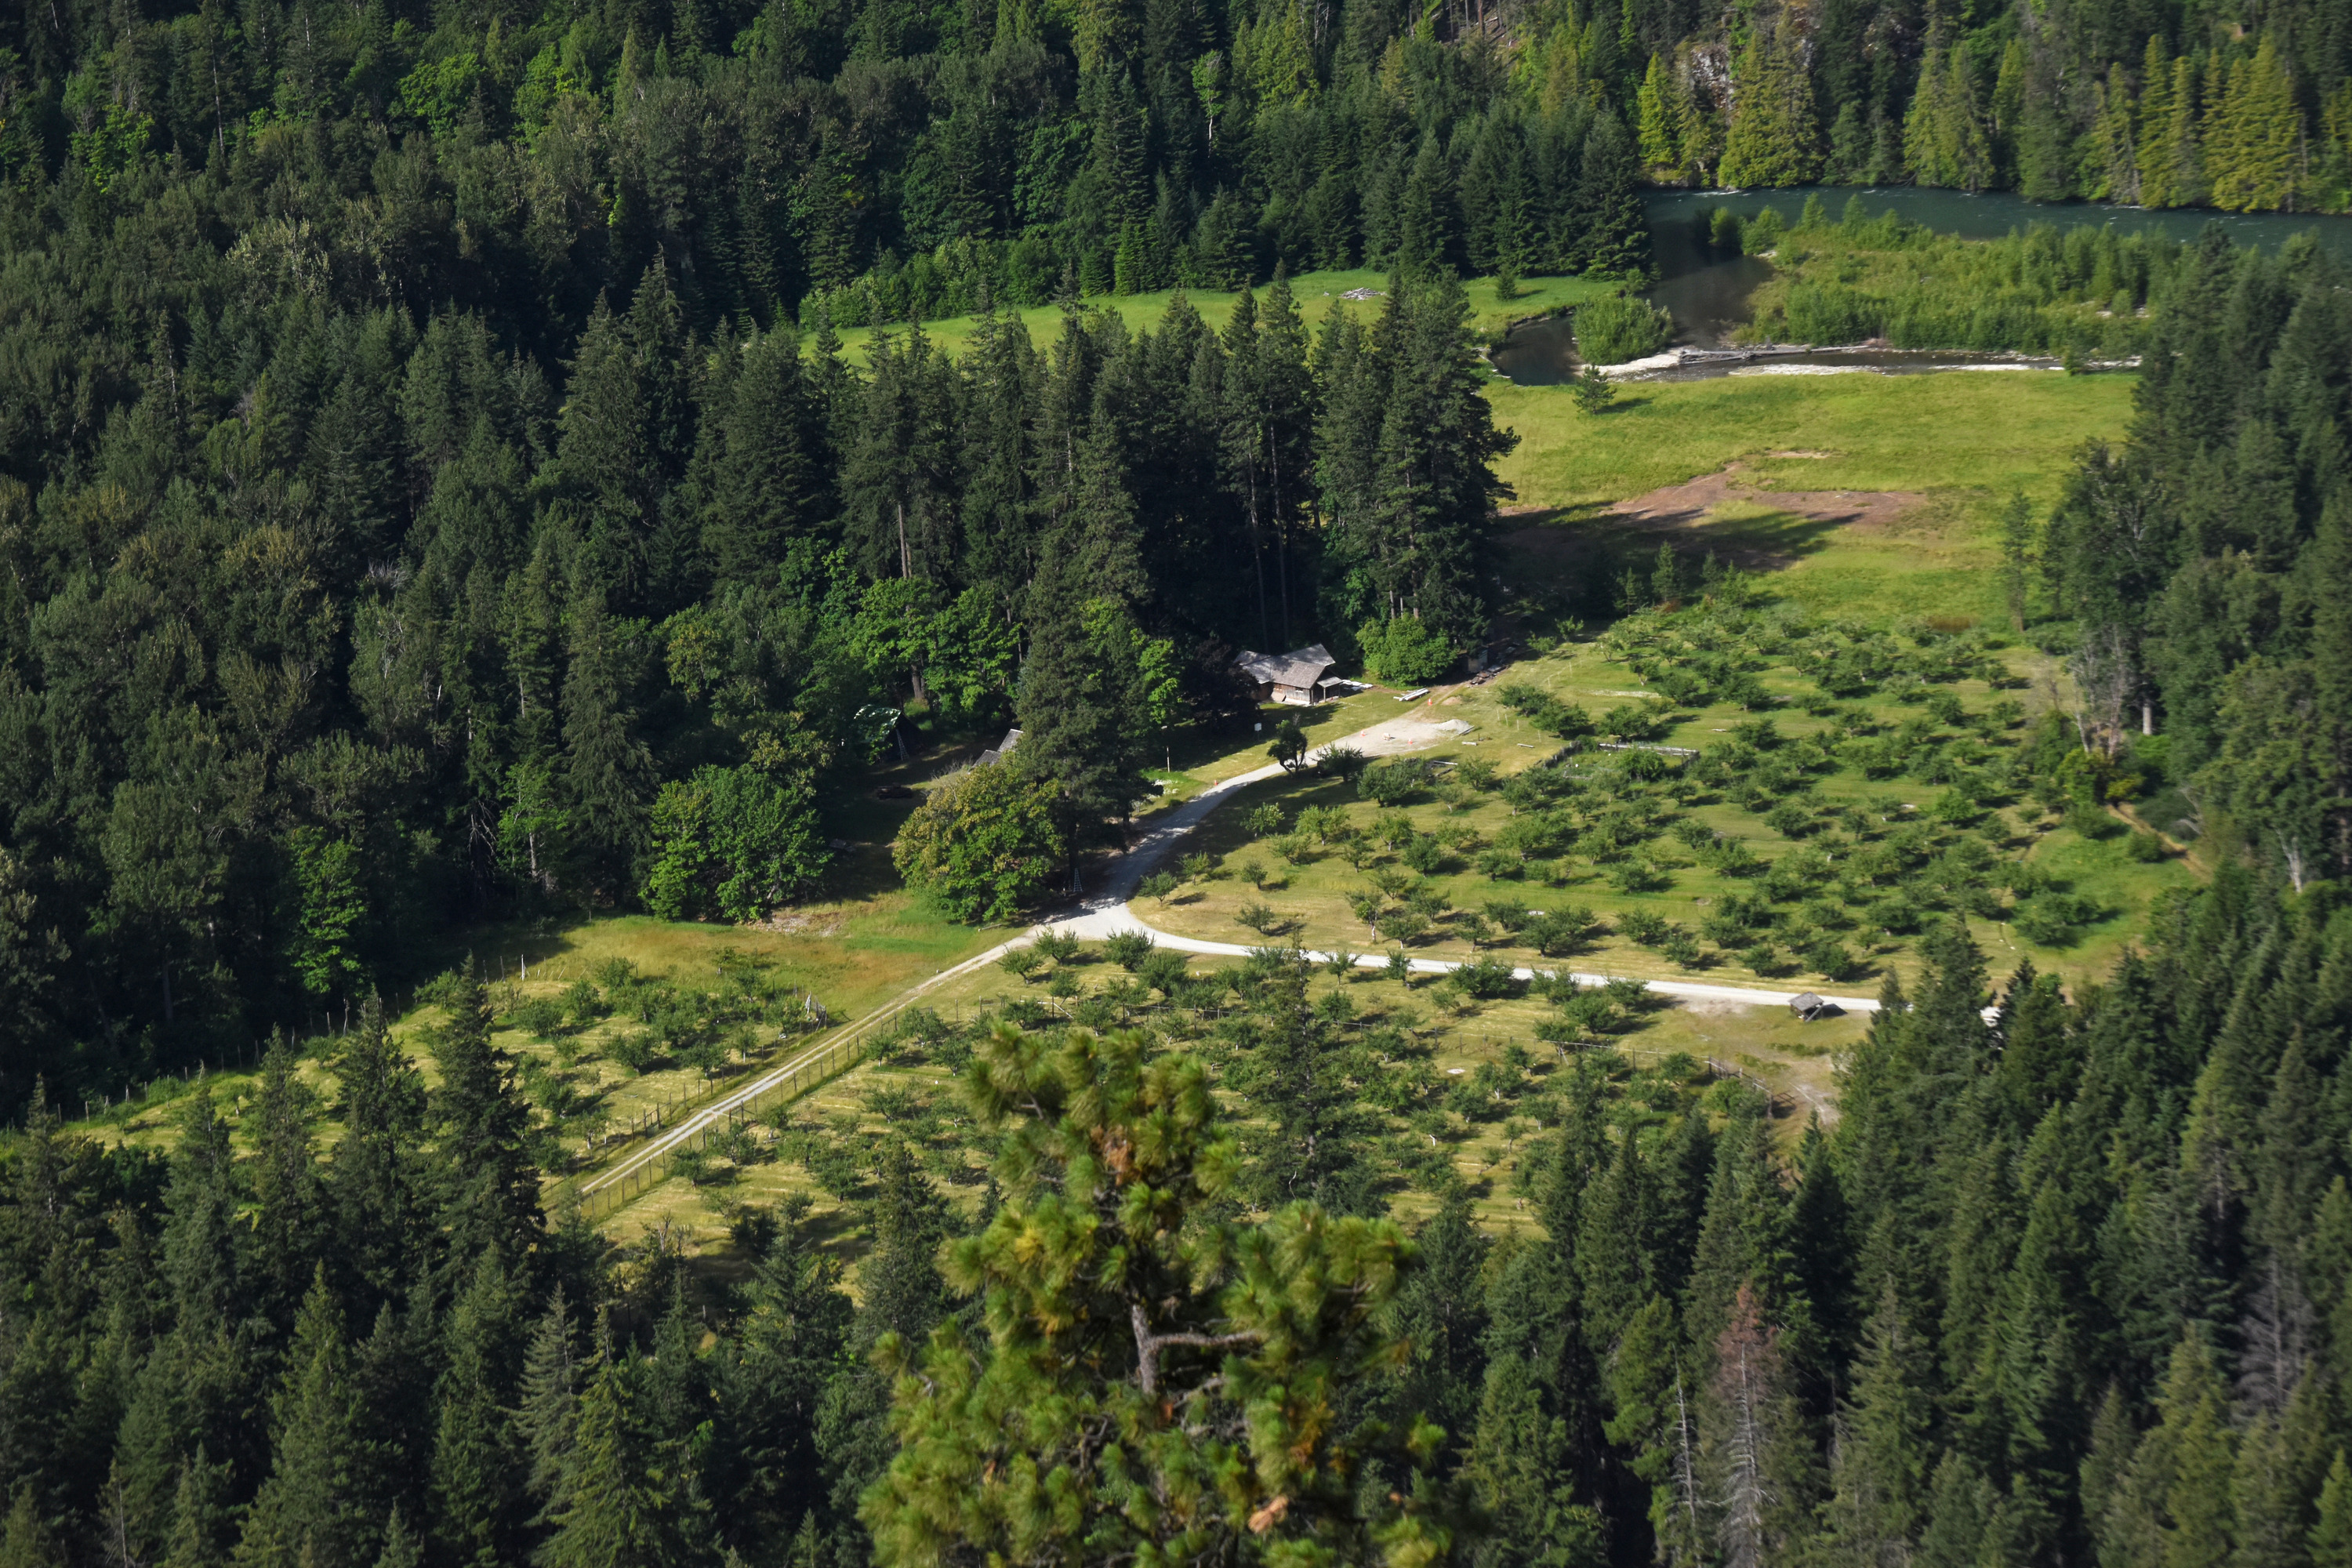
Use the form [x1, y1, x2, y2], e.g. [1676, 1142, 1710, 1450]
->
[1498, 501, 1853, 586]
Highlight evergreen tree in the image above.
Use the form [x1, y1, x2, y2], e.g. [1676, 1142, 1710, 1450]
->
[1255, 272, 1317, 647]
[1636, 54, 1683, 174]
[701, 325, 832, 587]
[516, 1292, 587, 1531]
[1682, 1111, 1791, 1357]
[2096, 1331, 2239, 1567]
[539, 1352, 708, 1568]
[1395, 134, 1458, 281]
[711, 1208, 855, 1549]
[2208, 38, 2303, 213]
[329, 995, 429, 1315]
[158, 1446, 232, 1568]
[372, 1509, 423, 1568]
[1718, 13, 1820, 188]
[1820, 1287, 1935, 1565]
[2143, 52, 2208, 209]
[1236, 958, 1379, 1214]
[1388, 1199, 1491, 1450]
[430, 975, 544, 1266]
[1575, 1126, 1653, 1352]
[559, 572, 658, 889]
[160, 1089, 241, 1329]
[862, 1025, 1461, 1568]
[247, 1035, 325, 1327]
[1905, 23, 1994, 191]
[1569, 112, 1651, 278]
[1604, 1294, 1704, 1564]
[1361, 276, 1518, 648]
[2314, 1451, 2352, 1565]
[2136, 37, 2182, 207]
[1465, 1352, 1606, 1568]
[842, 325, 960, 583]
[1221, 287, 1275, 647]
[2089, 63, 2141, 204]
[234, 1269, 381, 1568]
[430, 1250, 531, 1566]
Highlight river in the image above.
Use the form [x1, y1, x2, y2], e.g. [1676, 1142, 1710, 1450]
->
[1490, 184, 2352, 382]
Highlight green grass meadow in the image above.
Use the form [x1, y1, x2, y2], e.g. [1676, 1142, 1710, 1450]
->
[1486, 367, 2138, 623]
[831, 269, 1620, 362]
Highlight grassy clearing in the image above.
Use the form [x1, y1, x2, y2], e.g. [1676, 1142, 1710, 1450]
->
[830, 270, 1620, 363]
[87, 883, 999, 1159]
[589, 944, 1864, 1272]
[1490, 365, 2136, 503]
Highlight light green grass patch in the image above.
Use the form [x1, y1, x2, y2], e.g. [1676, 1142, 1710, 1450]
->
[1489, 368, 2134, 506]
[831, 270, 1620, 364]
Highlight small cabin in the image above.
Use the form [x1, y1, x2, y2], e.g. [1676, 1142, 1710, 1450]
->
[1238, 644, 1338, 706]
[1789, 992, 1841, 1022]
[977, 728, 1024, 766]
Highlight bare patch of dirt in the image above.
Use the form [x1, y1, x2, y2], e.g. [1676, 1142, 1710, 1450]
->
[1606, 461, 1922, 534]
[1499, 460, 1924, 571]
[1678, 997, 1769, 1018]
[753, 909, 845, 938]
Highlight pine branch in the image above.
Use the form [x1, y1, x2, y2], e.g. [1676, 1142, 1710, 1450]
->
[1130, 1301, 1262, 1396]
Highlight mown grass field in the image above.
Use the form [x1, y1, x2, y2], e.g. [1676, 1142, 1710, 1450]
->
[830, 269, 1620, 362]
[1486, 368, 2138, 634]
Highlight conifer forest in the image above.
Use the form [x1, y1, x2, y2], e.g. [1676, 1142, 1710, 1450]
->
[2, 0, 2352, 1565]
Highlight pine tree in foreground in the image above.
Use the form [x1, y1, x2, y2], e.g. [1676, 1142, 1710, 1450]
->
[862, 1024, 1470, 1568]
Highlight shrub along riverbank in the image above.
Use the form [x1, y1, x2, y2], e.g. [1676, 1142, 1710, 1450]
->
[1722, 194, 2267, 358]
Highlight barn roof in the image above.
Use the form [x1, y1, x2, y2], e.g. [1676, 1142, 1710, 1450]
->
[1238, 644, 1336, 689]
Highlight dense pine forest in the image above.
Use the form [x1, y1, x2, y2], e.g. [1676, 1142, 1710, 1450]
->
[1, 0, 2347, 1090]
[4, 0, 2352, 1564]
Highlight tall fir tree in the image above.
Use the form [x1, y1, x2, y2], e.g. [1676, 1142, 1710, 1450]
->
[1636, 54, 1683, 173]
[430, 975, 544, 1266]
[1718, 13, 1820, 188]
[328, 995, 428, 1317]
[233, 1269, 381, 1568]
[538, 1352, 708, 1568]
[429, 1250, 532, 1566]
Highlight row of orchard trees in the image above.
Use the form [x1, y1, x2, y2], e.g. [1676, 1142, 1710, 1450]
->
[2, 866, 2350, 1566]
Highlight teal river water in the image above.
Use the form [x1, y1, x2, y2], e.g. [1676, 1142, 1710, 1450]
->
[1487, 185, 2352, 381]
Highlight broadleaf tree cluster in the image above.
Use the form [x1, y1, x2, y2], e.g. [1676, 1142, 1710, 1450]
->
[0, 0, 1535, 1106]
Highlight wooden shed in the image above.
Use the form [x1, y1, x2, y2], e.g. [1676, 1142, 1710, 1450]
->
[1238, 644, 1338, 706]
[1788, 993, 1842, 1022]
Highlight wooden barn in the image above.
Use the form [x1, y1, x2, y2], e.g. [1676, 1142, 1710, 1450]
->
[1238, 644, 1338, 706]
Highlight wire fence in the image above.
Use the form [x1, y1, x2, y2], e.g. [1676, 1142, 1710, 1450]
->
[558, 988, 935, 1228]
